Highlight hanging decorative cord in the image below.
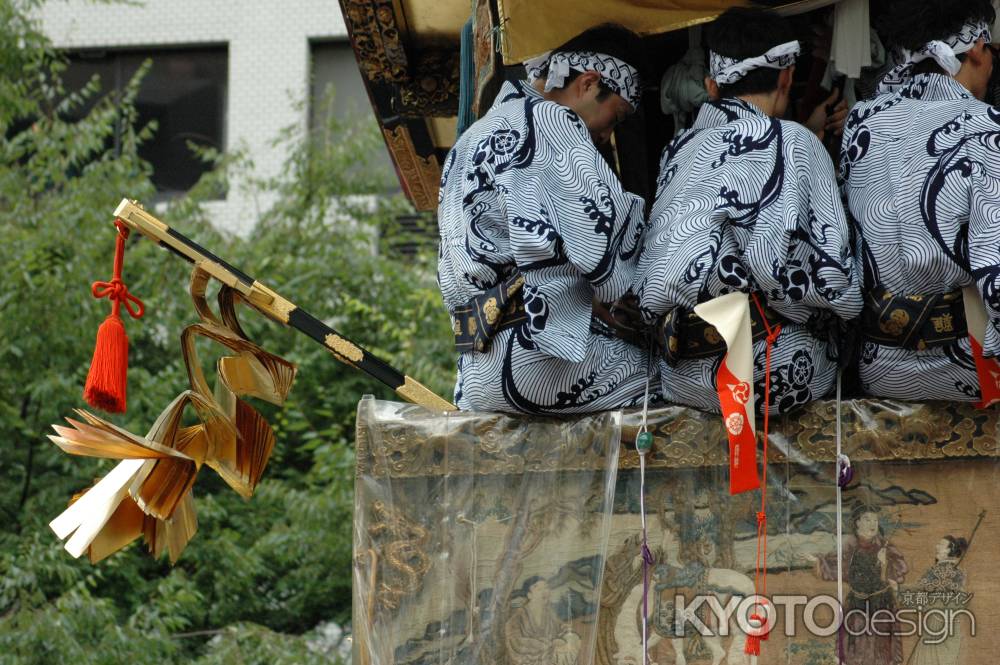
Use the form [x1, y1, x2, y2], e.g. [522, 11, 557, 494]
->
[835, 369, 853, 664]
[745, 293, 781, 657]
[83, 219, 145, 413]
[635, 347, 655, 665]
[457, 514, 479, 643]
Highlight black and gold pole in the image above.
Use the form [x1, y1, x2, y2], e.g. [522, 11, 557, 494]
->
[112, 199, 456, 412]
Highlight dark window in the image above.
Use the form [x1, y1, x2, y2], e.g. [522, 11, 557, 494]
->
[309, 40, 396, 190]
[63, 46, 228, 200]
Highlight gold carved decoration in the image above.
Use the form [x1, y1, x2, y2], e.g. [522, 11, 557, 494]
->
[382, 125, 442, 211]
[472, 0, 503, 118]
[248, 280, 296, 324]
[356, 399, 1000, 478]
[395, 377, 458, 413]
[340, 0, 408, 82]
[325, 333, 364, 364]
[399, 49, 461, 116]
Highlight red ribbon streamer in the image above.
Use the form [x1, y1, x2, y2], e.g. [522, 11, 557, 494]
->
[969, 335, 1000, 407]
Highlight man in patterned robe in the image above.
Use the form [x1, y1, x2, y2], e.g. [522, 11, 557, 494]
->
[636, 7, 861, 415]
[840, 0, 999, 401]
[438, 25, 654, 414]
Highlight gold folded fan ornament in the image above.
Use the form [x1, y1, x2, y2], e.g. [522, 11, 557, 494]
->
[48, 267, 297, 564]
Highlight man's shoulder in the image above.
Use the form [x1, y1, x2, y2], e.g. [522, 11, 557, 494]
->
[530, 100, 591, 143]
[706, 115, 822, 155]
[964, 97, 1000, 123]
[775, 118, 822, 144]
[472, 88, 588, 144]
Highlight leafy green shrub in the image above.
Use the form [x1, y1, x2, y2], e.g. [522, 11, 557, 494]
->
[0, 0, 453, 660]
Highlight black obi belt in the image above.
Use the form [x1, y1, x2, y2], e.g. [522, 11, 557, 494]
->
[452, 273, 527, 353]
[860, 286, 967, 350]
[657, 293, 785, 367]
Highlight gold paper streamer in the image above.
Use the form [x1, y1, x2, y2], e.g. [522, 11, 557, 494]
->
[48, 267, 298, 564]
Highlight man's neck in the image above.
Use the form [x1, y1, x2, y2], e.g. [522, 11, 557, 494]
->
[954, 67, 987, 101]
[736, 92, 779, 117]
[536, 79, 572, 106]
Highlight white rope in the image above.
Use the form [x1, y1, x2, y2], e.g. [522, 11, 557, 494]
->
[835, 371, 846, 633]
[639, 449, 649, 664]
[637, 350, 653, 665]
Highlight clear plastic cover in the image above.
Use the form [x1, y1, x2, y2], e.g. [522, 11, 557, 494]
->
[354, 397, 999, 665]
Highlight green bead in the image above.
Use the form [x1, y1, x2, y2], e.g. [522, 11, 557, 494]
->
[636, 431, 654, 452]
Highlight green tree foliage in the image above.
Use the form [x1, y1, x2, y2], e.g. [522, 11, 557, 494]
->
[0, 1, 453, 662]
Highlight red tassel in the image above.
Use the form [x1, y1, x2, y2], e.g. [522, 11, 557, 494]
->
[83, 220, 144, 414]
[83, 315, 129, 412]
[744, 612, 768, 656]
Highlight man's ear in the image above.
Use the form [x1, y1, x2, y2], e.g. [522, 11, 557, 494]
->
[704, 76, 720, 101]
[574, 70, 603, 98]
[778, 66, 795, 94]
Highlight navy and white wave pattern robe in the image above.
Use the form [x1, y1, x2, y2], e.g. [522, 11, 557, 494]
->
[637, 99, 862, 415]
[437, 80, 653, 414]
[841, 73, 1000, 401]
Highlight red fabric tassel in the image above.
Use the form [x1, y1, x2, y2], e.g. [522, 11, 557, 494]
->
[83, 315, 130, 412]
[745, 611, 768, 656]
[83, 220, 144, 414]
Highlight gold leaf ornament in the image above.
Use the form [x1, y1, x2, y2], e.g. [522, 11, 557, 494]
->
[48, 267, 297, 563]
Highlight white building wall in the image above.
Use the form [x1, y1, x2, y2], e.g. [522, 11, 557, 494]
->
[37, 0, 349, 235]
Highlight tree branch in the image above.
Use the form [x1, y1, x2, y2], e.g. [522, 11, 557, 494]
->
[17, 395, 34, 519]
[171, 629, 226, 639]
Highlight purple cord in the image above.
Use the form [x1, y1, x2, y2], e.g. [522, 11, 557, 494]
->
[640, 538, 654, 661]
[838, 457, 854, 488]
[836, 453, 852, 663]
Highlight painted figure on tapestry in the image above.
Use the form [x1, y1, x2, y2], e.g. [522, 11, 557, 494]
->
[811, 506, 908, 665]
[907, 535, 970, 665]
[504, 576, 581, 665]
[437, 24, 656, 415]
[636, 7, 861, 416]
[839, 0, 1000, 400]
[613, 486, 752, 665]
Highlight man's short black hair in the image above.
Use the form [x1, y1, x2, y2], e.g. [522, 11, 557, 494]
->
[880, 0, 995, 53]
[541, 23, 647, 100]
[705, 6, 797, 98]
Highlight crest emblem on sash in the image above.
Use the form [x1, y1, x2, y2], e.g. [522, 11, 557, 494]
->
[728, 381, 751, 405]
[726, 412, 745, 436]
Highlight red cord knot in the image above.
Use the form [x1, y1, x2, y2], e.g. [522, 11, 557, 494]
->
[89, 218, 144, 318]
[756, 511, 767, 525]
[766, 324, 782, 344]
[91, 278, 144, 317]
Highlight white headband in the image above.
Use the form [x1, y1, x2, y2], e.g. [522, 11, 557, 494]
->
[878, 19, 993, 94]
[524, 50, 643, 110]
[709, 40, 801, 85]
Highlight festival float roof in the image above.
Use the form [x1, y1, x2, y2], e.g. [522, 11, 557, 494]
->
[337, 0, 842, 211]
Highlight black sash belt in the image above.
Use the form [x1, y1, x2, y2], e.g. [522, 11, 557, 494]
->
[452, 273, 527, 353]
[452, 274, 651, 353]
[859, 286, 967, 350]
[658, 293, 787, 366]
